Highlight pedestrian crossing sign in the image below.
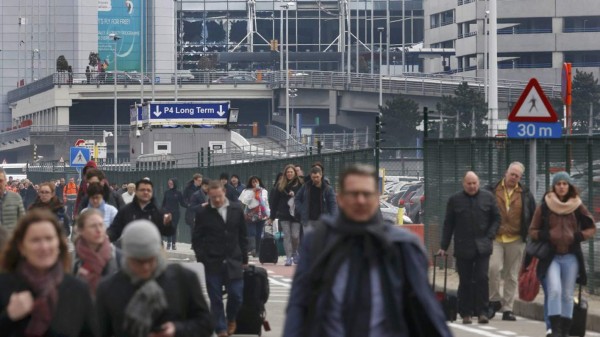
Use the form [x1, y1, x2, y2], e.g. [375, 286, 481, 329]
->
[70, 147, 90, 167]
[508, 78, 558, 123]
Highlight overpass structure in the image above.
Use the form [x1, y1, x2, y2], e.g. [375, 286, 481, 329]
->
[3, 70, 560, 162]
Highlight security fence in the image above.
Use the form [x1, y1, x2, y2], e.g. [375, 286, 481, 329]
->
[424, 136, 600, 293]
[26, 148, 375, 244]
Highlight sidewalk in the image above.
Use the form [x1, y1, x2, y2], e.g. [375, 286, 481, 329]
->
[429, 265, 600, 332]
[165, 243, 600, 332]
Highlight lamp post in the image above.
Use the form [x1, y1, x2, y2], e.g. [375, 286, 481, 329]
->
[281, 1, 295, 153]
[378, 27, 384, 106]
[109, 33, 120, 162]
[31, 49, 39, 82]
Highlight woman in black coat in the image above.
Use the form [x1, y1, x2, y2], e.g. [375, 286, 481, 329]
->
[162, 178, 187, 250]
[29, 182, 70, 236]
[0, 209, 97, 337]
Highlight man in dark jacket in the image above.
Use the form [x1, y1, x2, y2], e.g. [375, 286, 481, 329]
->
[193, 181, 247, 337]
[162, 178, 187, 250]
[295, 166, 337, 227]
[284, 164, 452, 337]
[22, 179, 37, 209]
[108, 179, 174, 242]
[219, 173, 240, 202]
[484, 162, 536, 321]
[97, 220, 213, 337]
[77, 168, 125, 214]
[185, 179, 208, 229]
[183, 173, 203, 206]
[439, 171, 501, 325]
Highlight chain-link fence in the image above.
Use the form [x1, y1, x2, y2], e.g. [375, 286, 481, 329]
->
[424, 136, 600, 292]
[26, 148, 375, 244]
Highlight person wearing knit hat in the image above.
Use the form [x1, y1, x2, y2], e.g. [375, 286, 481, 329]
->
[96, 220, 213, 337]
[528, 171, 596, 337]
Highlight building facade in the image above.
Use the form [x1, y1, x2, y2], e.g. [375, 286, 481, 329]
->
[424, 0, 600, 83]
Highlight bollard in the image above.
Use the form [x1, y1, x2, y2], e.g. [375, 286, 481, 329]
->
[397, 199, 405, 225]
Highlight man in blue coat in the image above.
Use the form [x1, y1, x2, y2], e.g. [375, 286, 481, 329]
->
[294, 166, 337, 228]
[284, 164, 452, 337]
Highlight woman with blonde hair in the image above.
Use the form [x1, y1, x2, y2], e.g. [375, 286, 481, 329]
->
[0, 209, 97, 336]
[268, 164, 303, 266]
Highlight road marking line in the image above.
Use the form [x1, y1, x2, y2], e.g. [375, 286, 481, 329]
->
[269, 277, 291, 289]
[268, 300, 289, 303]
[449, 323, 511, 337]
[282, 278, 292, 282]
[497, 331, 517, 335]
[267, 270, 274, 274]
[479, 326, 497, 330]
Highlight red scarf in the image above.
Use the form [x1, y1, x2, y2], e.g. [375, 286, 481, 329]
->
[75, 237, 112, 295]
[16, 261, 64, 337]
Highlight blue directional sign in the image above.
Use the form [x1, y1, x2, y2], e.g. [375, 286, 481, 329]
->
[70, 147, 91, 167]
[507, 122, 562, 139]
[146, 101, 230, 126]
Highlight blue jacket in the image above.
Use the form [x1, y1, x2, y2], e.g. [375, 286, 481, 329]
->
[283, 215, 453, 337]
[294, 180, 337, 223]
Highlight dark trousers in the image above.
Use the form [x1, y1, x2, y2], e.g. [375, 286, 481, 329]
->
[456, 254, 490, 317]
[206, 264, 244, 333]
[165, 212, 180, 245]
[246, 220, 265, 254]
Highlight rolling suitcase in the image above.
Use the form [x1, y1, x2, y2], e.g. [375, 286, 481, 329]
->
[236, 265, 271, 336]
[259, 224, 278, 264]
[432, 253, 458, 322]
[570, 284, 587, 337]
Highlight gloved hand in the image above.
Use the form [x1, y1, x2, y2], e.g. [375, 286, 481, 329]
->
[574, 231, 585, 243]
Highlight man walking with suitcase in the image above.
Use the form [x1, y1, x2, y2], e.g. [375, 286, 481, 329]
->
[439, 171, 501, 325]
[193, 181, 248, 337]
[485, 162, 536, 321]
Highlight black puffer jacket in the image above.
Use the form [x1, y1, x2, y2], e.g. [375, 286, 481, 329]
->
[108, 197, 174, 242]
[162, 178, 187, 214]
[441, 189, 501, 259]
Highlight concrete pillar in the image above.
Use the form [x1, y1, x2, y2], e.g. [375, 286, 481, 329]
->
[329, 90, 338, 124]
[552, 52, 564, 69]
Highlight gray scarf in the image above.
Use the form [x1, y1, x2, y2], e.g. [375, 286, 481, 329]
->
[122, 255, 169, 337]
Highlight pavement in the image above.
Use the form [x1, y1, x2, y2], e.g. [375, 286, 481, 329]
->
[166, 242, 600, 335]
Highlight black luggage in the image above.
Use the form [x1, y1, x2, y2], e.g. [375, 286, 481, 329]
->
[570, 284, 587, 337]
[236, 265, 270, 336]
[432, 253, 458, 322]
[259, 224, 278, 264]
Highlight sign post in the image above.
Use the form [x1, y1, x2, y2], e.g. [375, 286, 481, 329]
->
[507, 78, 561, 196]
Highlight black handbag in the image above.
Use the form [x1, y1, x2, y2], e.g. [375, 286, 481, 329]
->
[525, 239, 551, 259]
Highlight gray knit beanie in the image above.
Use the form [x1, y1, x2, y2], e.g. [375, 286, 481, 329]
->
[121, 220, 162, 258]
[551, 171, 573, 186]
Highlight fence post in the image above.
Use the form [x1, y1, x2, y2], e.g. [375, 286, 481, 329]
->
[207, 148, 211, 167]
[588, 140, 595, 293]
[200, 148, 204, 168]
[317, 141, 322, 155]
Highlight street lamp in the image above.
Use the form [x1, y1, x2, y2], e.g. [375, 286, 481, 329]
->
[378, 27, 384, 106]
[288, 88, 298, 137]
[109, 33, 121, 162]
[280, 1, 296, 153]
[31, 49, 39, 82]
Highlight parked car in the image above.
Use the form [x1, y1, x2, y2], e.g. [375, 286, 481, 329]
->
[388, 182, 423, 207]
[104, 71, 151, 85]
[406, 185, 425, 223]
[212, 74, 258, 83]
[380, 200, 412, 224]
[171, 70, 195, 83]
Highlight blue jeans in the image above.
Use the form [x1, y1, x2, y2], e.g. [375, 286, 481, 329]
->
[247, 220, 265, 254]
[541, 276, 550, 329]
[205, 265, 245, 333]
[546, 254, 578, 318]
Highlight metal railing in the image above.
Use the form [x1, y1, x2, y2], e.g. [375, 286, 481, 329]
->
[7, 70, 563, 106]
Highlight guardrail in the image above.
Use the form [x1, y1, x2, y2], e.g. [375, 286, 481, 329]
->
[7, 70, 563, 105]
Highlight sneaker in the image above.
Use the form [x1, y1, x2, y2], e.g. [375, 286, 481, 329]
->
[487, 300, 501, 319]
[172, 243, 177, 251]
[166, 243, 172, 251]
[502, 311, 516, 321]
[546, 329, 552, 337]
[285, 257, 293, 266]
[478, 315, 489, 324]
[462, 316, 472, 324]
[292, 253, 299, 264]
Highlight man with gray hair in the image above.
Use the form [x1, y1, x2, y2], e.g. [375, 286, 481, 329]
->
[0, 168, 25, 233]
[484, 162, 536, 321]
[97, 219, 213, 337]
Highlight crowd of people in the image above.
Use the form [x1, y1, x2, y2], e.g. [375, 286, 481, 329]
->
[439, 163, 595, 337]
[0, 157, 590, 337]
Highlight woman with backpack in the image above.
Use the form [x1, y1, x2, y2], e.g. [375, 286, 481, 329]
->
[268, 164, 303, 266]
[528, 172, 595, 337]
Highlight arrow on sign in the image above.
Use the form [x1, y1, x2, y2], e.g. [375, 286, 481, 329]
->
[153, 105, 162, 117]
[217, 105, 226, 117]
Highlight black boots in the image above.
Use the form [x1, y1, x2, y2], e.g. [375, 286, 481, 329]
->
[549, 316, 562, 337]
[560, 317, 572, 337]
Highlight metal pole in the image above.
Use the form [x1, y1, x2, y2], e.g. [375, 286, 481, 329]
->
[113, 42, 118, 161]
[140, 0, 145, 104]
[355, 0, 359, 73]
[529, 139, 537, 198]
[285, 4, 290, 153]
[484, 11, 489, 102]
[386, 0, 390, 75]
[280, 1, 284, 72]
[370, 0, 374, 74]
[401, 0, 405, 74]
[31, 50, 34, 83]
[379, 28, 383, 106]
[589, 102, 594, 136]
[152, 0, 155, 100]
[174, 0, 178, 101]
[488, 0, 498, 136]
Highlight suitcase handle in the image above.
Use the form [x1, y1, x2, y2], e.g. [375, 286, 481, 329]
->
[432, 252, 448, 295]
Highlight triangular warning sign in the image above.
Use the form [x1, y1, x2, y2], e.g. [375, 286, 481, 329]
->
[1, 159, 6, 165]
[72, 151, 88, 165]
[59, 157, 64, 163]
[508, 78, 558, 123]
